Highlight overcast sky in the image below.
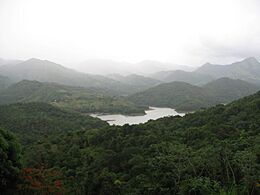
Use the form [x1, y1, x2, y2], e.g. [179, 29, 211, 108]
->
[0, 0, 259, 67]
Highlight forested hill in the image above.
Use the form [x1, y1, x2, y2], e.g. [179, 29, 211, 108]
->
[0, 102, 108, 145]
[0, 80, 146, 114]
[128, 77, 260, 111]
[129, 81, 214, 111]
[203, 77, 260, 102]
[0, 91, 259, 194]
[16, 90, 259, 194]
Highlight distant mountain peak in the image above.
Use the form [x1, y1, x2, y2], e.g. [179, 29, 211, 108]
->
[242, 57, 259, 64]
[199, 63, 214, 69]
[26, 58, 42, 62]
[203, 62, 212, 66]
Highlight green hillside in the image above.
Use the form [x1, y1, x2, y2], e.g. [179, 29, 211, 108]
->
[0, 80, 146, 114]
[0, 102, 108, 145]
[6, 91, 258, 194]
[129, 78, 260, 111]
[129, 81, 214, 111]
[203, 77, 260, 103]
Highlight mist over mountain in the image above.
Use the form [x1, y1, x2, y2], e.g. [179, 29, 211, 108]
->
[0, 75, 12, 90]
[0, 58, 154, 95]
[107, 74, 161, 89]
[150, 70, 213, 85]
[150, 57, 260, 85]
[195, 57, 260, 84]
[75, 59, 194, 75]
[0, 58, 22, 66]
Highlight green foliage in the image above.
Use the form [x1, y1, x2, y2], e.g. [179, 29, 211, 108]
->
[17, 91, 260, 194]
[0, 103, 107, 145]
[0, 80, 146, 114]
[128, 81, 216, 111]
[0, 128, 21, 191]
[204, 77, 260, 103]
[129, 78, 260, 111]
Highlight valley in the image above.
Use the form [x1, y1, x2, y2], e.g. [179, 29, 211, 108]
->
[1, 1, 260, 194]
[91, 107, 185, 125]
[0, 57, 260, 194]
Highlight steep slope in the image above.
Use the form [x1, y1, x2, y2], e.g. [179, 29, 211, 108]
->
[0, 58, 139, 95]
[195, 57, 260, 84]
[150, 70, 213, 85]
[0, 80, 145, 114]
[129, 78, 260, 111]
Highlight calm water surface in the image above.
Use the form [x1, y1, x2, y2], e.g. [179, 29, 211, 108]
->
[90, 107, 185, 126]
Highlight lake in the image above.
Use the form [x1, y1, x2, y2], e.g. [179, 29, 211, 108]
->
[90, 107, 185, 126]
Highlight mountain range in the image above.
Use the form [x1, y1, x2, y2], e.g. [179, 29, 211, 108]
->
[0, 58, 158, 95]
[150, 57, 260, 85]
[107, 74, 161, 90]
[1, 57, 260, 90]
[195, 57, 260, 84]
[0, 56, 260, 106]
[150, 70, 214, 85]
[75, 59, 194, 75]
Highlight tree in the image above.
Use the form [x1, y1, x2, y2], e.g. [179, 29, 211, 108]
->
[0, 128, 21, 191]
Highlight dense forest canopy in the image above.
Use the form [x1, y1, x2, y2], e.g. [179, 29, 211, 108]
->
[1, 91, 259, 194]
[0, 102, 108, 145]
[0, 128, 21, 192]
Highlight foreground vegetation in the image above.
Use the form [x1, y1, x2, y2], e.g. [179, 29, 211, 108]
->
[0, 91, 259, 194]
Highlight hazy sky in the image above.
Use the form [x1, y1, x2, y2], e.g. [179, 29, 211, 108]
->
[0, 0, 259, 66]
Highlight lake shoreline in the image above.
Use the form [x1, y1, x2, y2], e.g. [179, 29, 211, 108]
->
[90, 107, 185, 126]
